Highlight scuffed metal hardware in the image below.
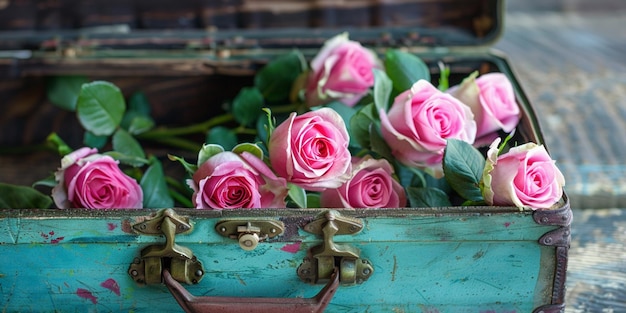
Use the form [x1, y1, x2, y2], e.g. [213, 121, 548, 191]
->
[533, 199, 571, 312]
[534, 201, 572, 248]
[128, 209, 204, 285]
[539, 227, 571, 247]
[298, 210, 373, 285]
[533, 203, 573, 227]
[215, 219, 285, 251]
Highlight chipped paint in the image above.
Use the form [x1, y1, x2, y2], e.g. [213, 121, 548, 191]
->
[100, 278, 120, 296]
[280, 241, 301, 253]
[76, 288, 97, 304]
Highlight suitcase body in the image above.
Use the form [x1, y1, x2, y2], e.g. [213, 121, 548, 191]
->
[0, 1, 570, 312]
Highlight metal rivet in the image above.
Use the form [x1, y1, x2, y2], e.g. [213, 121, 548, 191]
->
[541, 217, 549, 223]
[301, 269, 310, 275]
[131, 270, 138, 276]
[220, 227, 227, 232]
[362, 268, 371, 275]
[270, 228, 277, 233]
[195, 270, 203, 277]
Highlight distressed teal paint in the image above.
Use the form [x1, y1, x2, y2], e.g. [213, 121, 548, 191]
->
[0, 209, 558, 312]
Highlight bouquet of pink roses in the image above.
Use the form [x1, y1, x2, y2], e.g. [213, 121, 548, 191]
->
[1, 33, 565, 211]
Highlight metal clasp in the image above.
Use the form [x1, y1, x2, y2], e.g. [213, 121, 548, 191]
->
[215, 219, 285, 251]
[128, 209, 204, 285]
[298, 210, 374, 285]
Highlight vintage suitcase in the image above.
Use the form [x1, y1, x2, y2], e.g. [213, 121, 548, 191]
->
[0, 0, 570, 312]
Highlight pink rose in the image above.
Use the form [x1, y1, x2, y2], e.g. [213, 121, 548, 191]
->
[52, 147, 143, 209]
[321, 156, 407, 208]
[482, 138, 565, 209]
[448, 72, 521, 146]
[305, 33, 381, 107]
[379, 80, 477, 177]
[189, 151, 288, 209]
[268, 107, 351, 191]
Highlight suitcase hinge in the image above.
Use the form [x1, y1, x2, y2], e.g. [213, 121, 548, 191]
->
[128, 209, 205, 285]
[297, 210, 374, 285]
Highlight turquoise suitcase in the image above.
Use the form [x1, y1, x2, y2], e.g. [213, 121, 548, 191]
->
[0, 0, 570, 312]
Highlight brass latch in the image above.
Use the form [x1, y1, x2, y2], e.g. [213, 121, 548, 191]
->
[215, 219, 285, 251]
[128, 209, 204, 285]
[297, 210, 374, 285]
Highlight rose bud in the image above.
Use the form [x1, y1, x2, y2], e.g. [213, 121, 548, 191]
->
[482, 138, 565, 209]
[52, 147, 143, 209]
[321, 156, 407, 208]
[268, 107, 352, 191]
[305, 32, 381, 108]
[379, 79, 477, 177]
[189, 151, 288, 209]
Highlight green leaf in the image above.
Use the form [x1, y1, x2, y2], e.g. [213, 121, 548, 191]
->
[0, 183, 52, 209]
[373, 68, 393, 112]
[232, 87, 264, 127]
[232, 143, 264, 160]
[287, 183, 307, 208]
[32, 175, 57, 188]
[307, 193, 321, 208]
[168, 154, 198, 175]
[46, 75, 89, 111]
[103, 151, 150, 167]
[255, 50, 307, 102]
[140, 157, 175, 208]
[260, 108, 276, 142]
[206, 126, 238, 151]
[127, 116, 155, 135]
[83, 130, 109, 149]
[198, 144, 225, 166]
[384, 49, 430, 93]
[406, 187, 452, 208]
[322, 101, 357, 147]
[437, 61, 451, 91]
[350, 103, 377, 150]
[370, 125, 393, 161]
[396, 164, 427, 188]
[112, 128, 146, 167]
[443, 139, 486, 202]
[128, 92, 151, 116]
[76, 81, 126, 136]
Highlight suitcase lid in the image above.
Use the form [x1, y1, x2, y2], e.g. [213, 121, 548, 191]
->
[0, 0, 503, 57]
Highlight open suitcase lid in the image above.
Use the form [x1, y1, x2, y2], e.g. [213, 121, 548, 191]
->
[0, 0, 503, 57]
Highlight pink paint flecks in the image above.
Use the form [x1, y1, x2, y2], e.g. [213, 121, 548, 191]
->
[100, 278, 121, 296]
[107, 223, 118, 231]
[40, 231, 64, 244]
[280, 241, 302, 253]
[76, 288, 97, 304]
[504, 222, 512, 228]
[75, 278, 121, 304]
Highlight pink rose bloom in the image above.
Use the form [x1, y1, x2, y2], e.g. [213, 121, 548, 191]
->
[52, 147, 143, 209]
[379, 80, 477, 177]
[189, 151, 288, 209]
[268, 107, 351, 191]
[448, 72, 521, 146]
[305, 33, 381, 107]
[482, 138, 565, 209]
[321, 156, 407, 208]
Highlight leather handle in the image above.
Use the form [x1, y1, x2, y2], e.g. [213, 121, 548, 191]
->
[163, 269, 339, 313]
